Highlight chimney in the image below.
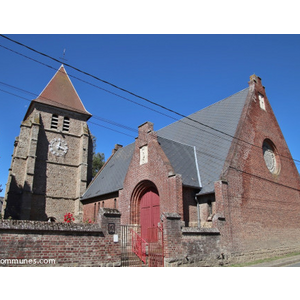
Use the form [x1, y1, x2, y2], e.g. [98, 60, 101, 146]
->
[112, 144, 123, 155]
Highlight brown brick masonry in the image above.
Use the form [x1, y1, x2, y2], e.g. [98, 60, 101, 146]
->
[0, 208, 121, 267]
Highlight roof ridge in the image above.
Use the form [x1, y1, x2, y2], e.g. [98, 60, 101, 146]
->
[61, 65, 91, 115]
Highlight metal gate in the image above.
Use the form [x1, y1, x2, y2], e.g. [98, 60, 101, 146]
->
[120, 224, 164, 267]
[147, 224, 164, 267]
[120, 225, 144, 267]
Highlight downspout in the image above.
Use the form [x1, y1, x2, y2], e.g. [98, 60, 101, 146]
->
[195, 194, 201, 228]
[193, 146, 202, 228]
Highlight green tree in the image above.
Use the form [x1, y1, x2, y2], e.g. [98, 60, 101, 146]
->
[92, 152, 105, 177]
[91, 135, 105, 177]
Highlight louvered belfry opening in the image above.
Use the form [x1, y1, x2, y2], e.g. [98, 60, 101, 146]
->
[50, 114, 58, 129]
[63, 116, 70, 132]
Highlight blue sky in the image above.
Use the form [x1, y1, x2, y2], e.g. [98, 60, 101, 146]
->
[0, 34, 300, 196]
[1, 1, 300, 294]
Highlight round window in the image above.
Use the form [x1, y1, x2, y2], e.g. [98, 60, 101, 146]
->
[262, 139, 280, 174]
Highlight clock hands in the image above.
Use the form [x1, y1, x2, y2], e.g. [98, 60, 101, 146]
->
[56, 141, 65, 151]
[56, 141, 61, 150]
[50, 138, 68, 156]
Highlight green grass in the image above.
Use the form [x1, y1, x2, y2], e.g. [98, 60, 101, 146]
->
[225, 251, 300, 267]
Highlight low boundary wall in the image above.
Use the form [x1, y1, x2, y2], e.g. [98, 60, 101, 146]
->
[0, 208, 121, 267]
[2, 209, 298, 267]
[162, 213, 223, 267]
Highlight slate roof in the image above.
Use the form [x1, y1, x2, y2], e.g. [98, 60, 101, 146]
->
[157, 137, 201, 188]
[157, 87, 249, 194]
[82, 143, 135, 200]
[82, 87, 249, 199]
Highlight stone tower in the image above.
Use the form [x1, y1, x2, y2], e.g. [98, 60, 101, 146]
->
[2, 65, 93, 222]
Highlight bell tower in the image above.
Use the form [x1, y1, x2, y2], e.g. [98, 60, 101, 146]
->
[2, 65, 93, 222]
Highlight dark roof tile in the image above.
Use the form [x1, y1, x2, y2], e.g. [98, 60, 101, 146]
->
[82, 87, 249, 199]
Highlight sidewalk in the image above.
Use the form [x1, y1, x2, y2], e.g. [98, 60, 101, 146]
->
[248, 254, 300, 267]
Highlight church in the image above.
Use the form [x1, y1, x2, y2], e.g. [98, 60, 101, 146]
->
[2, 66, 300, 263]
[81, 74, 300, 258]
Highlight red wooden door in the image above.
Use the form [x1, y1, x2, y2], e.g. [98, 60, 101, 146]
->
[140, 188, 160, 242]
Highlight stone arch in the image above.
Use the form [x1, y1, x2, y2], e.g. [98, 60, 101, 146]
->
[130, 180, 159, 225]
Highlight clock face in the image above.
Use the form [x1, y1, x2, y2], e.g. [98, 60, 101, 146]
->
[49, 138, 68, 156]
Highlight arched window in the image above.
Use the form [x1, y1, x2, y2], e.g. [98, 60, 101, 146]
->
[262, 139, 280, 174]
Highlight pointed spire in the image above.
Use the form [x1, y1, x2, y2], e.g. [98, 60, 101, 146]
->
[35, 65, 91, 118]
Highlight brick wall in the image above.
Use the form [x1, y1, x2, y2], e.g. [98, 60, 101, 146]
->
[119, 122, 184, 225]
[83, 194, 118, 223]
[182, 187, 198, 227]
[0, 208, 121, 267]
[217, 76, 300, 256]
[162, 212, 222, 267]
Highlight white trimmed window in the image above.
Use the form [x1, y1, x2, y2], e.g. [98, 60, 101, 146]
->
[258, 93, 266, 111]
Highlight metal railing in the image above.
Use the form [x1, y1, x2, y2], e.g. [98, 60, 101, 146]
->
[148, 224, 164, 267]
[120, 225, 143, 267]
[131, 229, 148, 264]
[120, 224, 164, 267]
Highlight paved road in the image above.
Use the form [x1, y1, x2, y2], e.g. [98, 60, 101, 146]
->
[249, 254, 300, 267]
[286, 262, 300, 267]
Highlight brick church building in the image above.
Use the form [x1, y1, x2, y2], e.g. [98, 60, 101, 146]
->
[2, 66, 300, 264]
[82, 74, 300, 261]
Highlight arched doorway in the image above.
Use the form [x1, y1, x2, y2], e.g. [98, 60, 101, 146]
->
[140, 187, 160, 242]
[130, 180, 160, 241]
[128, 181, 164, 266]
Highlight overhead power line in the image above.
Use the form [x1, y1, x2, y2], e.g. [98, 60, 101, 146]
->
[0, 35, 299, 166]
[0, 80, 138, 134]
[88, 121, 135, 138]
[1, 78, 300, 192]
[0, 79, 232, 149]
[0, 84, 136, 138]
[0, 43, 238, 150]
[0, 81, 246, 173]
[229, 166, 300, 192]
[0, 34, 236, 138]
[0, 42, 180, 121]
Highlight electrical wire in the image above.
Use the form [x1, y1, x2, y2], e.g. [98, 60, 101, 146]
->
[0, 80, 138, 134]
[0, 34, 242, 138]
[0, 35, 300, 166]
[228, 166, 300, 192]
[88, 121, 135, 138]
[0, 42, 181, 122]
[0, 86, 136, 138]
[0, 83, 239, 172]
[1, 83, 300, 192]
